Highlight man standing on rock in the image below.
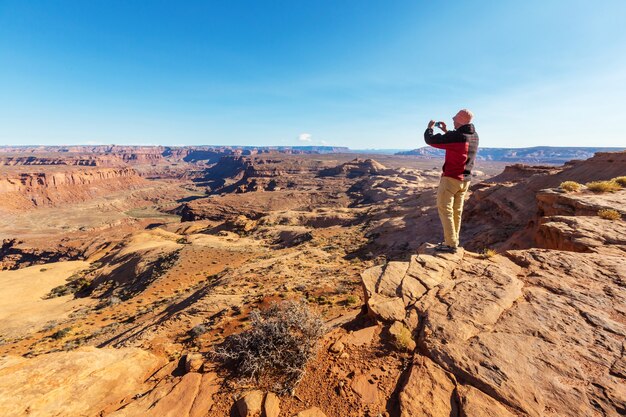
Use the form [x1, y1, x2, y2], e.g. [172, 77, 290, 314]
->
[424, 109, 479, 253]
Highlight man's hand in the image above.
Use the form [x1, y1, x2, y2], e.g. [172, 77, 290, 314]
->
[428, 120, 436, 129]
[437, 121, 448, 133]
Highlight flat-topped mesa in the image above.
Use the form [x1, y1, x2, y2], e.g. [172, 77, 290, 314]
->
[0, 154, 128, 167]
[318, 158, 389, 178]
[0, 167, 147, 210]
[482, 164, 559, 184]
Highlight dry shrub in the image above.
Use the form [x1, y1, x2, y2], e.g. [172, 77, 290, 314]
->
[612, 176, 626, 187]
[345, 295, 359, 305]
[585, 180, 621, 193]
[598, 209, 622, 220]
[391, 323, 415, 352]
[481, 248, 498, 258]
[211, 299, 324, 393]
[559, 181, 582, 192]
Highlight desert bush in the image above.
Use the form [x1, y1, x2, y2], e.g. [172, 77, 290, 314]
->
[44, 277, 91, 299]
[612, 176, 626, 187]
[598, 209, 622, 220]
[585, 180, 621, 193]
[51, 327, 71, 340]
[559, 181, 582, 192]
[345, 295, 359, 305]
[190, 324, 208, 339]
[481, 248, 498, 258]
[211, 299, 324, 393]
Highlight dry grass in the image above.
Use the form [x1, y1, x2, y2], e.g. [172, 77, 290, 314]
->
[481, 248, 498, 259]
[390, 323, 414, 352]
[585, 180, 621, 193]
[345, 295, 359, 305]
[612, 176, 626, 187]
[211, 299, 324, 393]
[598, 209, 622, 220]
[559, 181, 582, 192]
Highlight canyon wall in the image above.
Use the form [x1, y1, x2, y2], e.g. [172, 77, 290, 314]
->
[0, 167, 147, 210]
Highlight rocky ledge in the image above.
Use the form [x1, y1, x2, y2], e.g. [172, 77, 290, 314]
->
[361, 243, 625, 416]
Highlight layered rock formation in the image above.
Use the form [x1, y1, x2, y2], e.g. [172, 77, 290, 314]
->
[0, 167, 146, 210]
[462, 151, 626, 250]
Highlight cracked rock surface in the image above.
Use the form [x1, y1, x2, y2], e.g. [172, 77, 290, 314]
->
[362, 242, 626, 416]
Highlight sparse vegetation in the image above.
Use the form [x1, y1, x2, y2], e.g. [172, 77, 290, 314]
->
[481, 248, 498, 258]
[345, 295, 359, 305]
[598, 209, 622, 220]
[51, 327, 71, 340]
[390, 322, 414, 352]
[585, 180, 621, 193]
[559, 181, 582, 192]
[190, 324, 208, 339]
[44, 277, 91, 299]
[211, 299, 324, 393]
[612, 176, 626, 187]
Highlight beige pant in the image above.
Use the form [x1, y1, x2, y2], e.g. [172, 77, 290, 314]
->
[436, 176, 471, 247]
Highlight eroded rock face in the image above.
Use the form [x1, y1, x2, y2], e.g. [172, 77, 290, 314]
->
[362, 242, 626, 416]
[536, 215, 626, 254]
[462, 151, 626, 250]
[0, 167, 146, 210]
[0, 347, 166, 417]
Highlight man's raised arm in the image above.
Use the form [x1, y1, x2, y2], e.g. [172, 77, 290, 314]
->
[424, 120, 454, 149]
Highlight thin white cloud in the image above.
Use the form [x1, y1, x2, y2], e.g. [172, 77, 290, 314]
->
[298, 133, 312, 142]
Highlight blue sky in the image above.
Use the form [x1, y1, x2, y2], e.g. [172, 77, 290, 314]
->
[1, 1, 625, 149]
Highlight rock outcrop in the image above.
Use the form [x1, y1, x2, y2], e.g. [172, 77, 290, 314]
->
[361, 241, 625, 415]
[0, 347, 166, 417]
[462, 151, 626, 250]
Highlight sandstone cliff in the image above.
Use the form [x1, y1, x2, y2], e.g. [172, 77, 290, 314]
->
[0, 167, 147, 210]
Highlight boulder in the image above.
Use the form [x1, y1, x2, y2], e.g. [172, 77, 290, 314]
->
[329, 340, 344, 353]
[184, 352, 204, 373]
[350, 374, 379, 404]
[237, 390, 264, 417]
[263, 392, 280, 417]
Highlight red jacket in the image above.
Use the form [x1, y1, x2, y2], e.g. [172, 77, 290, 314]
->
[424, 124, 479, 181]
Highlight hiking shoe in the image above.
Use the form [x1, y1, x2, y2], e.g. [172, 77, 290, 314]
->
[434, 243, 457, 253]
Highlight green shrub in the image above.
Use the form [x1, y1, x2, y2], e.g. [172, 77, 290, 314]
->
[559, 181, 582, 192]
[598, 209, 621, 220]
[586, 181, 621, 193]
[345, 295, 359, 305]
